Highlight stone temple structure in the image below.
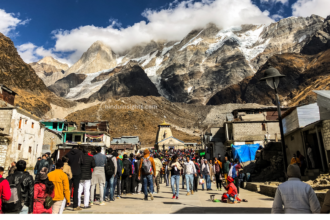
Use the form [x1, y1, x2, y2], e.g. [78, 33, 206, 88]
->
[154, 120, 185, 151]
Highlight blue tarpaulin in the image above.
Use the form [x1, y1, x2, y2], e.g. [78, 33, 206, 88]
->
[232, 144, 260, 163]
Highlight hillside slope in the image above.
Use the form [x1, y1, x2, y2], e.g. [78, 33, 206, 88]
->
[0, 33, 75, 117]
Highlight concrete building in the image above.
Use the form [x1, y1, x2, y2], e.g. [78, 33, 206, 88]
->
[111, 136, 141, 154]
[224, 107, 287, 148]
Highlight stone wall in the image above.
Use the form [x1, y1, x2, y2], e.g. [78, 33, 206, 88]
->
[0, 109, 13, 134]
[322, 120, 330, 151]
[43, 129, 62, 153]
[0, 144, 8, 167]
[233, 122, 281, 142]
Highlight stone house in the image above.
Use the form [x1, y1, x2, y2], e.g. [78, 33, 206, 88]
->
[0, 106, 45, 169]
[0, 85, 45, 169]
[224, 107, 287, 148]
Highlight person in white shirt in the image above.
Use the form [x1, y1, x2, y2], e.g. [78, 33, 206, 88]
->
[183, 156, 197, 196]
[272, 164, 321, 214]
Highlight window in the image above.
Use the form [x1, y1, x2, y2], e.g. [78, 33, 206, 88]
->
[19, 118, 22, 129]
[262, 123, 266, 131]
[28, 147, 32, 153]
[53, 122, 58, 130]
[32, 122, 34, 128]
[18, 144, 21, 150]
[74, 135, 82, 142]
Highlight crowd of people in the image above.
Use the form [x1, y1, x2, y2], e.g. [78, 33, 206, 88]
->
[0, 146, 329, 214]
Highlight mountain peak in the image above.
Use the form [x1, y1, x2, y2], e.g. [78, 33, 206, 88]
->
[65, 40, 117, 74]
[37, 56, 69, 71]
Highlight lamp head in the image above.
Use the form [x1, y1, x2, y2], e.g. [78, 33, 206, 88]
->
[260, 67, 285, 89]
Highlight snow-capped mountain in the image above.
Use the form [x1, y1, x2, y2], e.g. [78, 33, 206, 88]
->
[48, 15, 324, 104]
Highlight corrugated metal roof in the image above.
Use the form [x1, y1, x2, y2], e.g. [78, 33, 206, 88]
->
[282, 103, 320, 135]
[313, 90, 330, 99]
[111, 136, 140, 145]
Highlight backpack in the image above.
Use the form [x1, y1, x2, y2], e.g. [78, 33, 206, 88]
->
[195, 163, 200, 174]
[215, 163, 220, 173]
[142, 157, 152, 174]
[2, 173, 24, 213]
[105, 156, 115, 177]
[123, 161, 130, 176]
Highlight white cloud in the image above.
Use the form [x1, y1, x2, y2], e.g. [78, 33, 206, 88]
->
[260, 0, 288, 4]
[0, 9, 29, 36]
[17, 43, 71, 65]
[50, 0, 274, 64]
[292, 0, 330, 18]
[271, 14, 284, 21]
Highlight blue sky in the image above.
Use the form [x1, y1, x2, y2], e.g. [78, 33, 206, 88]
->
[0, 0, 329, 65]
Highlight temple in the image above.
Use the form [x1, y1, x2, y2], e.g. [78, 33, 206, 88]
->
[154, 120, 185, 151]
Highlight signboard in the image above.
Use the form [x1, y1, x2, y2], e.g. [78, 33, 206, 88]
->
[200, 151, 206, 156]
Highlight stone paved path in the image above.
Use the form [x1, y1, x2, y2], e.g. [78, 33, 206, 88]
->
[64, 181, 274, 214]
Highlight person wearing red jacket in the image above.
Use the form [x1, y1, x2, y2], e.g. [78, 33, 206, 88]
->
[221, 176, 241, 203]
[0, 166, 12, 214]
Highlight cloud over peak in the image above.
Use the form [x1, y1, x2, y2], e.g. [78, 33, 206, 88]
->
[0, 9, 29, 36]
[51, 0, 274, 64]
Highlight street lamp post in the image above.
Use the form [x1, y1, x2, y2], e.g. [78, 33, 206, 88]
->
[260, 67, 288, 173]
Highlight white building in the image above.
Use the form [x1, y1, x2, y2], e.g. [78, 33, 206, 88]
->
[0, 105, 45, 169]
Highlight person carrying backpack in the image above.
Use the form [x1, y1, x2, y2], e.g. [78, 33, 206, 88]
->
[32, 167, 55, 214]
[193, 159, 200, 192]
[121, 154, 132, 195]
[138, 149, 156, 201]
[104, 148, 117, 202]
[3, 160, 34, 214]
[0, 166, 11, 214]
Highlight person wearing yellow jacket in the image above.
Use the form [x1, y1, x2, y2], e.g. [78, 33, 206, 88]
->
[48, 159, 70, 214]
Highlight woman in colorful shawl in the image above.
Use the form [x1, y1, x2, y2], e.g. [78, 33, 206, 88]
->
[221, 176, 241, 203]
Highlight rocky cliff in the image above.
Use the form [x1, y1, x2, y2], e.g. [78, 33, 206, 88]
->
[50, 61, 160, 101]
[301, 16, 330, 55]
[207, 49, 330, 106]
[30, 56, 69, 86]
[0, 33, 75, 117]
[65, 41, 117, 75]
[48, 73, 87, 97]
[207, 15, 330, 106]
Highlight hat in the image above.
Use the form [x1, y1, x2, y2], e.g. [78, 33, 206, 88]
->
[227, 176, 234, 183]
[39, 167, 48, 180]
[287, 164, 301, 179]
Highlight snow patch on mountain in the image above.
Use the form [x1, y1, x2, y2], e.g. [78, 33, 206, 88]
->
[65, 68, 114, 100]
[179, 30, 204, 51]
[206, 25, 268, 61]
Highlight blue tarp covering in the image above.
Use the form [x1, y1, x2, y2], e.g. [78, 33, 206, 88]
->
[232, 144, 260, 163]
